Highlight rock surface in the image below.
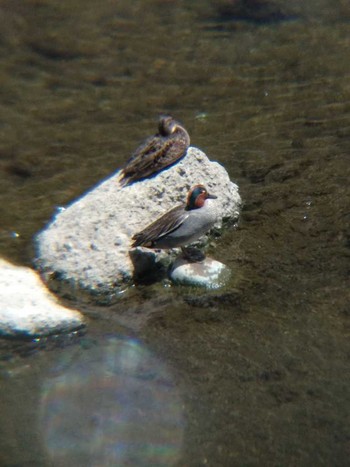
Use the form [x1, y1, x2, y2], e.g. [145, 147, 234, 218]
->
[36, 147, 241, 293]
[170, 256, 231, 289]
[0, 259, 85, 337]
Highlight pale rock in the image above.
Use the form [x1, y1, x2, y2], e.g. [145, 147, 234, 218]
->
[0, 259, 85, 336]
[35, 147, 241, 292]
[170, 256, 231, 289]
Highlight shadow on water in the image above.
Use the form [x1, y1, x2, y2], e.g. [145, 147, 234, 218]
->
[0, 0, 350, 465]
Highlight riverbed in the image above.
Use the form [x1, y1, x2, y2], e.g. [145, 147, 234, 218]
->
[0, 1, 349, 465]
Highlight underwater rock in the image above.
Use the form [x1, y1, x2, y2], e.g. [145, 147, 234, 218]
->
[35, 146, 241, 293]
[170, 256, 231, 289]
[0, 259, 84, 337]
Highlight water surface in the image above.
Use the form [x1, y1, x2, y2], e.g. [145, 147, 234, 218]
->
[0, 0, 349, 465]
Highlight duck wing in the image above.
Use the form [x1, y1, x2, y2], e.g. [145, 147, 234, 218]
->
[125, 134, 164, 166]
[120, 135, 166, 184]
[120, 135, 188, 186]
[132, 204, 188, 247]
[157, 136, 188, 167]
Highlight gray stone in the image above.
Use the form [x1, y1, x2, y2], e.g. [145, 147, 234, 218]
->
[170, 256, 231, 289]
[0, 259, 85, 337]
[35, 147, 241, 292]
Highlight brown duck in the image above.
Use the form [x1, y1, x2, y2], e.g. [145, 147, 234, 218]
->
[119, 115, 190, 186]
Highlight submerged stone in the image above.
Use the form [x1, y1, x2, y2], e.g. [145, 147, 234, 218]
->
[170, 256, 231, 289]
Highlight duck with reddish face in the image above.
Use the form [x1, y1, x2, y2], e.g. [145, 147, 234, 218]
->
[131, 185, 218, 250]
[119, 115, 190, 187]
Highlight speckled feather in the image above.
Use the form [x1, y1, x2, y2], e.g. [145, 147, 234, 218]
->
[119, 116, 190, 186]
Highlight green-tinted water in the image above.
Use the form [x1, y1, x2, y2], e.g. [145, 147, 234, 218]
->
[0, 1, 349, 465]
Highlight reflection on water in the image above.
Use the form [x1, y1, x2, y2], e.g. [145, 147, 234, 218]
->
[39, 336, 183, 466]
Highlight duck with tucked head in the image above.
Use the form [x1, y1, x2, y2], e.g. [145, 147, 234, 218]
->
[131, 185, 218, 252]
[119, 115, 190, 187]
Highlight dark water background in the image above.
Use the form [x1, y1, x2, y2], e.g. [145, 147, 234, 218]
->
[0, 0, 349, 465]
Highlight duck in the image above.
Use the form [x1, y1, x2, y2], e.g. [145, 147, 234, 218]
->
[131, 185, 218, 250]
[119, 115, 190, 186]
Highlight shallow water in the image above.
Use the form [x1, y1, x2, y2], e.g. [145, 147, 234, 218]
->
[1, 0, 350, 465]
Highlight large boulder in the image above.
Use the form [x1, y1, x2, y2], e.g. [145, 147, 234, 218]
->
[35, 147, 241, 293]
[0, 259, 84, 337]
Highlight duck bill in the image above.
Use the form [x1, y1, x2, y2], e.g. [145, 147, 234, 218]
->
[207, 193, 217, 199]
